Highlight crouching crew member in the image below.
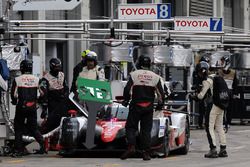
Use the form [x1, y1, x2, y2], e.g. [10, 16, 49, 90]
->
[11, 59, 46, 157]
[120, 55, 164, 161]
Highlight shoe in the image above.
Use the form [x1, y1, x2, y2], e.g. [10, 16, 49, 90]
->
[120, 145, 135, 160]
[11, 151, 22, 158]
[22, 148, 31, 156]
[204, 149, 218, 158]
[218, 149, 228, 157]
[142, 151, 151, 161]
[34, 145, 48, 155]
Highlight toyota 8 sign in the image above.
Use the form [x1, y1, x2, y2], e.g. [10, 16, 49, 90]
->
[118, 3, 171, 20]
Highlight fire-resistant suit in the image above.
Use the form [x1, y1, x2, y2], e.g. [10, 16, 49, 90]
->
[39, 71, 69, 133]
[78, 65, 105, 81]
[197, 74, 227, 157]
[123, 69, 164, 156]
[11, 73, 45, 155]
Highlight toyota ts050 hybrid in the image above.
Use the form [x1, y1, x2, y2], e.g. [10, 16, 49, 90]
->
[57, 93, 190, 158]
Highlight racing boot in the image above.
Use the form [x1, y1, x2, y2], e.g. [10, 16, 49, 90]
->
[218, 145, 228, 158]
[142, 150, 151, 161]
[204, 148, 218, 158]
[34, 143, 48, 154]
[11, 150, 23, 158]
[120, 144, 135, 160]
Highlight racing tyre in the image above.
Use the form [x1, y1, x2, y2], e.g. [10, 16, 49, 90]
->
[178, 119, 190, 155]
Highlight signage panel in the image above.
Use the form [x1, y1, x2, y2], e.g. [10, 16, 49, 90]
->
[77, 78, 112, 104]
[174, 17, 223, 32]
[118, 3, 171, 20]
[13, 0, 82, 11]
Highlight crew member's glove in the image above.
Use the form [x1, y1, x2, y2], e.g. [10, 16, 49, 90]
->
[155, 103, 164, 110]
[121, 100, 129, 107]
[11, 99, 17, 105]
[40, 105, 48, 119]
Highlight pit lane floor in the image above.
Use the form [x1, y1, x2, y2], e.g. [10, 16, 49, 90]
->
[1, 125, 250, 167]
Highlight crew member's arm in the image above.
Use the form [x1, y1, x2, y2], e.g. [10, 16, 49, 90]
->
[155, 78, 165, 107]
[10, 78, 17, 105]
[123, 77, 133, 103]
[197, 78, 212, 100]
[39, 78, 49, 119]
[63, 78, 69, 97]
[70, 65, 80, 92]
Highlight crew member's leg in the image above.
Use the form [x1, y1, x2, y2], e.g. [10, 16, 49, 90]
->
[140, 110, 153, 160]
[215, 109, 228, 157]
[205, 105, 218, 158]
[121, 105, 140, 160]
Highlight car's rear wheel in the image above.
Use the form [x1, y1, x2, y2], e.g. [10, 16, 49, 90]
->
[178, 119, 190, 155]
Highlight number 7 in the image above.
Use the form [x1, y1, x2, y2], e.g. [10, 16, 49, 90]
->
[211, 18, 221, 31]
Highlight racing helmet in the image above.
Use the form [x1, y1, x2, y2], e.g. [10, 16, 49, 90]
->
[137, 55, 151, 69]
[81, 49, 91, 58]
[49, 58, 62, 75]
[85, 51, 98, 65]
[221, 55, 231, 71]
[20, 59, 33, 74]
[197, 61, 209, 80]
[199, 56, 210, 63]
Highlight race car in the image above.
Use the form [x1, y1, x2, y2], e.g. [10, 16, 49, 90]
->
[58, 96, 190, 158]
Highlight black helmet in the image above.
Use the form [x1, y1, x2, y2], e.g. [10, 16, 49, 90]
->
[85, 51, 97, 65]
[200, 56, 210, 63]
[137, 55, 151, 69]
[49, 58, 62, 75]
[197, 61, 209, 79]
[20, 59, 32, 74]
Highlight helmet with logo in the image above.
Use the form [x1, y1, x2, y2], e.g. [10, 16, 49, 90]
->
[20, 59, 33, 74]
[49, 58, 62, 76]
[137, 55, 151, 69]
[221, 55, 231, 71]
[85, 51, 98, 65]
[81, 49, 91, 58]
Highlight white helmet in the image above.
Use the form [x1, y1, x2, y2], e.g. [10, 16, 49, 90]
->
[221, 55, 230, 71]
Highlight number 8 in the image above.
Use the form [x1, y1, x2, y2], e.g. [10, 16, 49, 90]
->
[159, 4, 168, 19]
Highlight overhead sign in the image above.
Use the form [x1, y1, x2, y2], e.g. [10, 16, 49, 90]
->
[118, 3, 171, 20]
[174, 17, 223, 32]
[13, 0, 82, 11]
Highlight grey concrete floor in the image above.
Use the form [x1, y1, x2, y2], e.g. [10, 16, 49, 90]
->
[1, 125, 250, 167]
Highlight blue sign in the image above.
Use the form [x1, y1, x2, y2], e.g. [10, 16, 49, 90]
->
[157, 4, 171, 19]
[210, 18, 223, 31]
